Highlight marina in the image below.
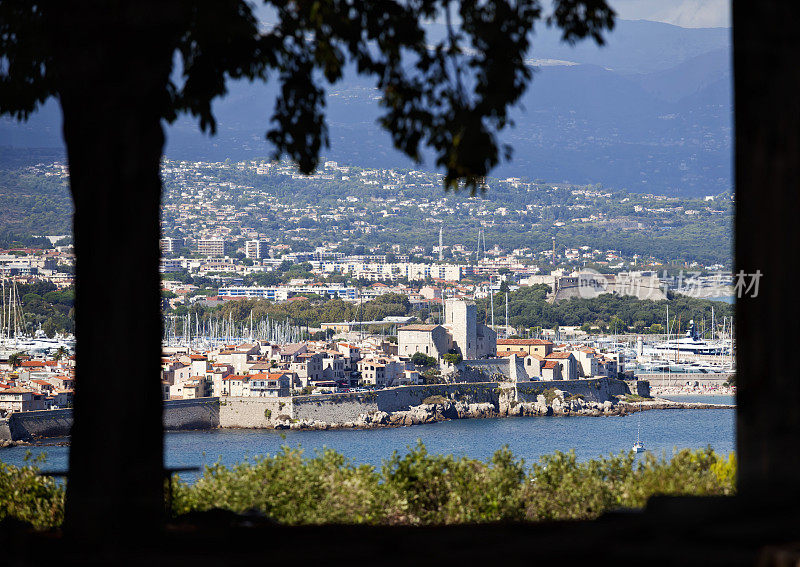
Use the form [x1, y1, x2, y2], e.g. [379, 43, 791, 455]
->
[0, 279, 75, 359]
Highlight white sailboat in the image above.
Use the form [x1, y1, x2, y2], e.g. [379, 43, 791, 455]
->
[633, 427, 646, 453]
[633, 405, 646, 453]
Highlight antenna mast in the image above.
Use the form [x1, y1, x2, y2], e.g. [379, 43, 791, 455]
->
[505, 291, 509, 332]
[490, 282, 495, 330]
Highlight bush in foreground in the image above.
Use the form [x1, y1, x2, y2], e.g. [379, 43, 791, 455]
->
[171, 442, 736, 525]
[0, 443, 736, 529]
[0, 454, 64, 529]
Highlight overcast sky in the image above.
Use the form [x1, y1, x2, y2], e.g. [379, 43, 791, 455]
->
[611, 0, 730, 28]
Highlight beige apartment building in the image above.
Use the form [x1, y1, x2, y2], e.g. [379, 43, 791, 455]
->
[496, 338, 553, 358]
[197, 238, 226, 257]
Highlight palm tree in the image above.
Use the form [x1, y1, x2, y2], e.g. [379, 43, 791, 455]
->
[7, 351, 24, 369]
[53, 346, 68, 362]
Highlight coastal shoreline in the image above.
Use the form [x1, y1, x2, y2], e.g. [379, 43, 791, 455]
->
[0, 379, 736, 445]
[1, 395, 735, 446]
[261, 396, 734, 431]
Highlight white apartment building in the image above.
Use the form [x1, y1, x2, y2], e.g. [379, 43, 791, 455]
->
[159, 237, 184, 254]
[218, 284, 358, 301]
[245, 239, 270, 260]
[197, 238, 226, 257]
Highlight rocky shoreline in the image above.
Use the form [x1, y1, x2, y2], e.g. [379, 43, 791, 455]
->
[270, 391, 734, 431]
[0, 439, 33, 448]
[1, 391, 735, 444]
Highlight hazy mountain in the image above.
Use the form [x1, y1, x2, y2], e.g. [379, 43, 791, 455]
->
[0, 19, 731, 197]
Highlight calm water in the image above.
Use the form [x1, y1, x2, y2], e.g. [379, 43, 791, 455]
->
[0, 396, 735, 482]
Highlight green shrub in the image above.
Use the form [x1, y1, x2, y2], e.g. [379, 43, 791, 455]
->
[171, 443, 735, 526]
[542, 387, 560, 404]
[442, 353, 462, 365]
[0, 444, 736, 530]
[411, 353, 437, 368]
[0, 454, 64, 529]
[381, 442, 526, 524]
[624, 394, 648, 402]
[523, 447, 735, 522]
[172, 447, 387, 524]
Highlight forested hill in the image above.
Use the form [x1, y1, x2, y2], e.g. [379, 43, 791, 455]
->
[476, 285, 734, 334]
[0, 166, 71, 248]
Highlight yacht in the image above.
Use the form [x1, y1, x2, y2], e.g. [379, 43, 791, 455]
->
[653, 320, 726, 355]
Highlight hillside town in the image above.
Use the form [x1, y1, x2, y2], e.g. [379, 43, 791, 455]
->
[0, 297, 643, 417]
[0, 159, 735, 417]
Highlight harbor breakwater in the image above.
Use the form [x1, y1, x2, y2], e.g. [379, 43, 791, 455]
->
[641, 372, 733, 388]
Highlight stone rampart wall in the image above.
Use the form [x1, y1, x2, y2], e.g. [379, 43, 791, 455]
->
[459, 359, 512, 381]
[7, 408, 73, 440]
[0, 379, 636, 439]
[515, 377, 630, 403]
[291, 394, 379, 424]
[2, 398, 222, 440]
[163, 398, 220, 430]
[219, 397, 290, 428]
[291, 383, 503, 423]
[627, 380, 651, 397]
[377, 382, 500, 411]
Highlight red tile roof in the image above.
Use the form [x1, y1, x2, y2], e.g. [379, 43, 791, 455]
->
[497, 350, 527, 357]
[546, 352, 573, 359]
[399, 324, 440, 331]
[497, 339, 553, 346]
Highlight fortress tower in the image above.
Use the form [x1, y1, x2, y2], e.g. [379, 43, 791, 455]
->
[445, 298, 477, 358]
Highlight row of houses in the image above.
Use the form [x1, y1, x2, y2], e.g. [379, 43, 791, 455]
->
[161, 336, 424, 400]
[0, 358, 75, 414]
[495, 338, 625, 381]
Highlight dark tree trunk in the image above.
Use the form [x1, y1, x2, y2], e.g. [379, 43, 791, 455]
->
[734, 1, 800, 504]
[49, 4, 180, 544]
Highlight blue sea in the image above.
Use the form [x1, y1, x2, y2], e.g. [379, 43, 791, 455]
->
[0, 395, 735, 482]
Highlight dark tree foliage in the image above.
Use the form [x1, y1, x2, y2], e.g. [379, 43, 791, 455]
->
[0, 0, 614, 544]
[478, 284, 734, 332]
[1, 0, 614, 188]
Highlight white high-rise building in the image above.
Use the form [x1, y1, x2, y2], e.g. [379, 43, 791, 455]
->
[245, 240, 269, 260]
[197, 238, 226, 257]
[159, 237, 183, 255]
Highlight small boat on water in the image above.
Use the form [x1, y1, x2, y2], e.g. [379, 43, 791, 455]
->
[633, 407, 646, 453]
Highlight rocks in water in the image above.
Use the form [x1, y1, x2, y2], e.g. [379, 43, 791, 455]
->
[247, 388, 730, 432]
[0, 439, 32, 448]
[373, 400, 500, 427]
